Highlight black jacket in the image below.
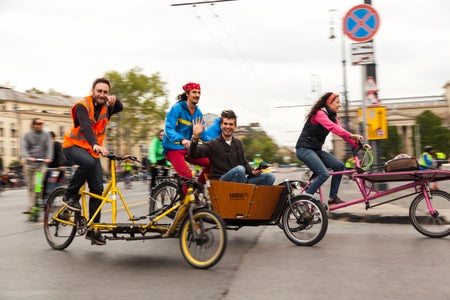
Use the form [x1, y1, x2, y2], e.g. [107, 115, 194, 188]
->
[296, 106, 337, 151]
[189, 135, 253, 180]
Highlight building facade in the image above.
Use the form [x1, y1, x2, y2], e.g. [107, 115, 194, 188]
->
[333, 81, 450, 160]
[0, 87, 149, 169]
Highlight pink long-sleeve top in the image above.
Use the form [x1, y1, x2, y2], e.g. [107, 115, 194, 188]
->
[310, 109, 359, 148]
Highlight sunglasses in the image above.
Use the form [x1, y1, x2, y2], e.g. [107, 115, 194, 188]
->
[34, 122, 44, 125]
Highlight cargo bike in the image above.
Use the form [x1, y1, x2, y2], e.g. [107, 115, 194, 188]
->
[298, 144, 450, 239]
[43, 153, 227, 269]
[150, 173, 329, 247]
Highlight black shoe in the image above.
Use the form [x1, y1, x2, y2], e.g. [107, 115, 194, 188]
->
[62, 194, 81, 211]
[85, 231, 107, 246]
[328, 197, 345, 205]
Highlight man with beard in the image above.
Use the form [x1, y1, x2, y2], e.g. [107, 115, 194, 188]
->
[61, 77, 123, 245]
[189, 110, 275, 186]
[162, 82, 211, 185]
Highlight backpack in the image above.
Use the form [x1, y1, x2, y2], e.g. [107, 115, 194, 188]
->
[384, 154, 419, 172]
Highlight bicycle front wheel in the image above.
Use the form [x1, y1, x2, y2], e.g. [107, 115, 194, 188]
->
[149, 181, 181, 217]
[179, 209, 227, 269]
[43, 187, 77, 250]
[409, 190, 450, 238]
[282, 195, 328, 246]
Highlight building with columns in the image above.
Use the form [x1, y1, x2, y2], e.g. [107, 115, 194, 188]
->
[0, 87, 150, 168]
[333, 81, 450, 160]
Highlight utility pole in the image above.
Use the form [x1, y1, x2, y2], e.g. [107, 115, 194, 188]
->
[363, 0, 386, 190]
[329, 9, 351, 157]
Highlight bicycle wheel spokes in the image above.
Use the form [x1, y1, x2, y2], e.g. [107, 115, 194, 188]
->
[282, 196, 328, 246]
[149, 181, 181, 217]
[43, 188, 77, 250]
[409, 190, 450, 238]
[179, 209, 227, 269]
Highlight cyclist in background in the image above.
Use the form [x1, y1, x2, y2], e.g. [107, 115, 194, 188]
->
[21, 118, 53, 214]
[344, 156, 355, 170]
[148, 129, 169, 190]
[418, 145, 435, 170]
[123, 158, 133, 188]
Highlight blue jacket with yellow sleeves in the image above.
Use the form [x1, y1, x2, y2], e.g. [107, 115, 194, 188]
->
[162, 100, 210, 153]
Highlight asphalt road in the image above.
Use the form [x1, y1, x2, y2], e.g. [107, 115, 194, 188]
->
[0, 177, 449, 300]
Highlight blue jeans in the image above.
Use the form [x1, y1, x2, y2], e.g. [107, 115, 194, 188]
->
[296, 147, 344, 198]
[220, 165, 275, 186]
[63, 146, 104, 222]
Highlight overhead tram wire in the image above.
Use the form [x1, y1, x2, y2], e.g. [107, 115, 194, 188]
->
[171, 0, 238, 7]
[190, 4, 270, 98]
[208, 3, 275, 98]
[173, 1, 273, 99]
[188, 5, 236, 62]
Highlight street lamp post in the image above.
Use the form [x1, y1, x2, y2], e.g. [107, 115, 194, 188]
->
[329, 9, 351, 156]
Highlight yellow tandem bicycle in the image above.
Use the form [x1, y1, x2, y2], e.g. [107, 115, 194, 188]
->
[43, 153, 227, 269]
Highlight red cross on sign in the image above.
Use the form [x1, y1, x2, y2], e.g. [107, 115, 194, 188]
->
[343, 4, 380, 42]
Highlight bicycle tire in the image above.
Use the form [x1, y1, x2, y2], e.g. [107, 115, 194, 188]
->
[282, 195, 328, 246]
[409, 189, 450, 238]
[149, 181, 181, 217]
[179, 208, 227, 269]
[43, 187, 77, 250]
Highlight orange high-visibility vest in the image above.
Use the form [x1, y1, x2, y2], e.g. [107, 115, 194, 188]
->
[63, 96, 109, 158]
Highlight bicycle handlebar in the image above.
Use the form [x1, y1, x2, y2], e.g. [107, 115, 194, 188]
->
[353, 141, 374, 171]
[106, 153, 141, 163]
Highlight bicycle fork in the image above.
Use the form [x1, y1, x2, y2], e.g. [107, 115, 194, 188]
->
[422, 185, 438, 217]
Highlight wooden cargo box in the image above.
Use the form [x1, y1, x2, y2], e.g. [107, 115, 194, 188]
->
[208, 180, 284, 220]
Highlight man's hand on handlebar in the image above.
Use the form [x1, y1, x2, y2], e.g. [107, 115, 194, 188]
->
[93, 144, 109, 156]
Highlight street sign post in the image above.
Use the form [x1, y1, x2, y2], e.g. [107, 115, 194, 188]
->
[357, 106, 388, 140]
[343, 4, 380, 42]
[351, 41, 374, 65]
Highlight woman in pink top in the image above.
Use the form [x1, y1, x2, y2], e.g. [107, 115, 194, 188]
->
[295, 92, 370, 205]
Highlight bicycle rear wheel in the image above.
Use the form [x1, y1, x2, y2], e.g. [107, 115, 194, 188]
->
[409, 190, 450, 238]
[43, 187, 77, 250]
[149, 181, 181, 217]
[282, 195, 328, 246]
[179, 208, 227, 269]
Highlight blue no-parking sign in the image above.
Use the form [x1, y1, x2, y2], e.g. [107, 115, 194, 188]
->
[343, 4, 380, 42]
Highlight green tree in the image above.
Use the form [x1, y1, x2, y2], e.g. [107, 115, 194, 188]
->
[105, 67, 169, 151]
[241, 127, 279, 163]
[380, 125, 402, 159]
[415, 110, 450, 154]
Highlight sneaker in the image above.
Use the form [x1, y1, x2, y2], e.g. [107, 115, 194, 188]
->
[62, 194, 81, 211]
[85, 231, 107, 246]
[328, 197, 345, 205]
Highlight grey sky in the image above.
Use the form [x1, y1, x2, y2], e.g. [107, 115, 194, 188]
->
[1, 0, 449, 146]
